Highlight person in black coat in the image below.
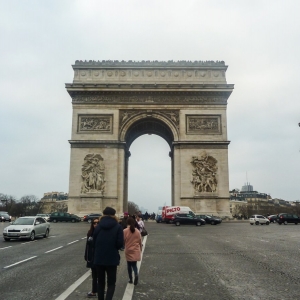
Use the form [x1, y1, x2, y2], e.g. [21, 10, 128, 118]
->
[93, 207, 124, 300]
[84, 218, 99, 297]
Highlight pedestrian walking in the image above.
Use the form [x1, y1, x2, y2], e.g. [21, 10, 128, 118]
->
[123, 217, 142, 285]
[136, 215, 144, 234]
[84, 218, 99, 298]
[93, 207, 124, 300]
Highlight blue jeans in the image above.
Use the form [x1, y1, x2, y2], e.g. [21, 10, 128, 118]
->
[127, 261, 138, 279]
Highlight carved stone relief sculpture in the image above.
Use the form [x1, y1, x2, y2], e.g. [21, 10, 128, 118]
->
[81, 154, 106, 194]
[78, 115, 112, 133]
[191, 151, 218, 193]
[186, 115, 221, 134]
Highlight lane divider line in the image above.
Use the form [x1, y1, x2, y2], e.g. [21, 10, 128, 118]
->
[55, 270, 91, 300]
[21, 240, 37, 245]
[4, 256, 37, 268]
[45, 246, 63, 253]
[67, 240, 79, 245]
[122, 235, 148, 300]
[0, 246, 12, 250]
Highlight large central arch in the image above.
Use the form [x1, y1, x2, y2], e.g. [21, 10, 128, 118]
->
[66, 60, 234, 217]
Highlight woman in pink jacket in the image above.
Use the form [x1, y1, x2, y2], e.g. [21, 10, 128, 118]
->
[123, 217, 142, 285]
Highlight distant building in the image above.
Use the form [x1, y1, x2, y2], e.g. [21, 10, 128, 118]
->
[40, 192, 68, 213]
[230, 184, 300, 217]
[241, 183, 253, 192]
[41, 192, 68, 201]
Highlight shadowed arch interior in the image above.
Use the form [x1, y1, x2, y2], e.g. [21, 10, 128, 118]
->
[125, 118, 174, 149]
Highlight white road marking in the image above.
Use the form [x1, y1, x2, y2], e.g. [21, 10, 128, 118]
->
[4, 256, 37, 268]
[122, 235, 148, 300]
[45, 246, 63, 253]
[81, 237, 87, 239]
[54, 270, 91, 300]
[21, 240, 37, 244]
[0, 246, 12, 250]
[67, 240, 79, 245]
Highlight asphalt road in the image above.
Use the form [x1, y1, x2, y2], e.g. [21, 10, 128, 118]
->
[1, 220, 300, 300]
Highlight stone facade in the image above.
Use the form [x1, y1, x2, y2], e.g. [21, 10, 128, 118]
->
[66, 60, 234, 217]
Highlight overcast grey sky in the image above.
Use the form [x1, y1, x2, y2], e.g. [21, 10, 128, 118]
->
[1, 0, 299, 213]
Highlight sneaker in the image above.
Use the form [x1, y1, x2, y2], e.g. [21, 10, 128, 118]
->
[87, 291, 97, 297]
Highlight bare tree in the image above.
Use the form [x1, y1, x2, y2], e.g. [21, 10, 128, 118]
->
[128, 201, 139, 215]
[0, 193, 17, 212]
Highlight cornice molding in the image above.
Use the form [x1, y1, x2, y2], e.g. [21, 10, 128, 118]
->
[69, 140, 126, 148]
[68, 91, 232, 105]
[73, 60, 227, 68]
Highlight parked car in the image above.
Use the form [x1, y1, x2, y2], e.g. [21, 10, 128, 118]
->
[36, 214, 50, 222]
[83, 213, 102, 223]
[171, 213, 206, 226]
[276, 213, 300, 225]
[3, 216, 50, 241]
[267, 215, 278, 223]
[49, 212, 81, 223]
[0, 213, 11, 222]
[249, 215, 270, 225]
[196, 215, 222, 225]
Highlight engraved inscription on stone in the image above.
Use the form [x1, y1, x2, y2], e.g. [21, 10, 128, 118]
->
[78, 115, 113, 133]
[186, 115, 221, 134]
[191, 151, 218, 193]
[81, 154, 106, 195]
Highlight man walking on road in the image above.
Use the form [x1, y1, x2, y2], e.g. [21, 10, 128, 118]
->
[93, 207, 124, 300]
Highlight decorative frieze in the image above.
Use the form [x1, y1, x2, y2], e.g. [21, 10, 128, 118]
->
[81, 154, 106, 195]
[119, 109, 179, 129]
[71, 92, 227, 105]
[78, 115, 113, 133]
[186, 115, 221, 134]
[191, 151, 218, 193]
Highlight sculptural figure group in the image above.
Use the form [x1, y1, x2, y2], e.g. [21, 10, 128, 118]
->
[81, 154, 105, 194]
[191, 151, 218, 193]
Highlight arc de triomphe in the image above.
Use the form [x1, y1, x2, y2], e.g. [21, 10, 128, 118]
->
[65, 60, 234, 217]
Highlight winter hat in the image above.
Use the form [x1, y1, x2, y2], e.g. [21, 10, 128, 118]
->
[103, 206, 116, 216]
[124, 212, 129, 216]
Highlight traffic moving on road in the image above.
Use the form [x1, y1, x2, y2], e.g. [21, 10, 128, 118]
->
[1, 221, 300, 299]
[3, 216, 50, 241]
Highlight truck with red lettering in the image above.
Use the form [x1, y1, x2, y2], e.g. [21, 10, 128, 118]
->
[162, 206, 195, 223]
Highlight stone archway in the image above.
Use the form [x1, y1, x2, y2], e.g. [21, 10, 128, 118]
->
[66, 60, 234, 217]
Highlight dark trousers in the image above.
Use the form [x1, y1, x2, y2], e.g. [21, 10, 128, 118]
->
[91, 267, 97, 293]
[96, 265, 117, 300]
[127, 261, 138, 279]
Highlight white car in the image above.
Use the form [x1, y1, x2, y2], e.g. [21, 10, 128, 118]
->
[36, 213, 50, 222]
[3, 216, 50, 241]
[249, 215, 270, 225]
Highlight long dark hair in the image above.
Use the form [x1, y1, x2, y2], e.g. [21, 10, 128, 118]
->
[87, 218, 99, 237]
[127, 217, 136, 233]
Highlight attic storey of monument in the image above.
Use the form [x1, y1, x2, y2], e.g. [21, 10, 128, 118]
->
[66, 60, 234, 217]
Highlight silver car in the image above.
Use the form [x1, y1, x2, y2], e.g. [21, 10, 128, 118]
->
[3, 216, 50, 241]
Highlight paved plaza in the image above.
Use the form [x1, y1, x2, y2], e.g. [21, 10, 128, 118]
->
[1, 221, 300, 300]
